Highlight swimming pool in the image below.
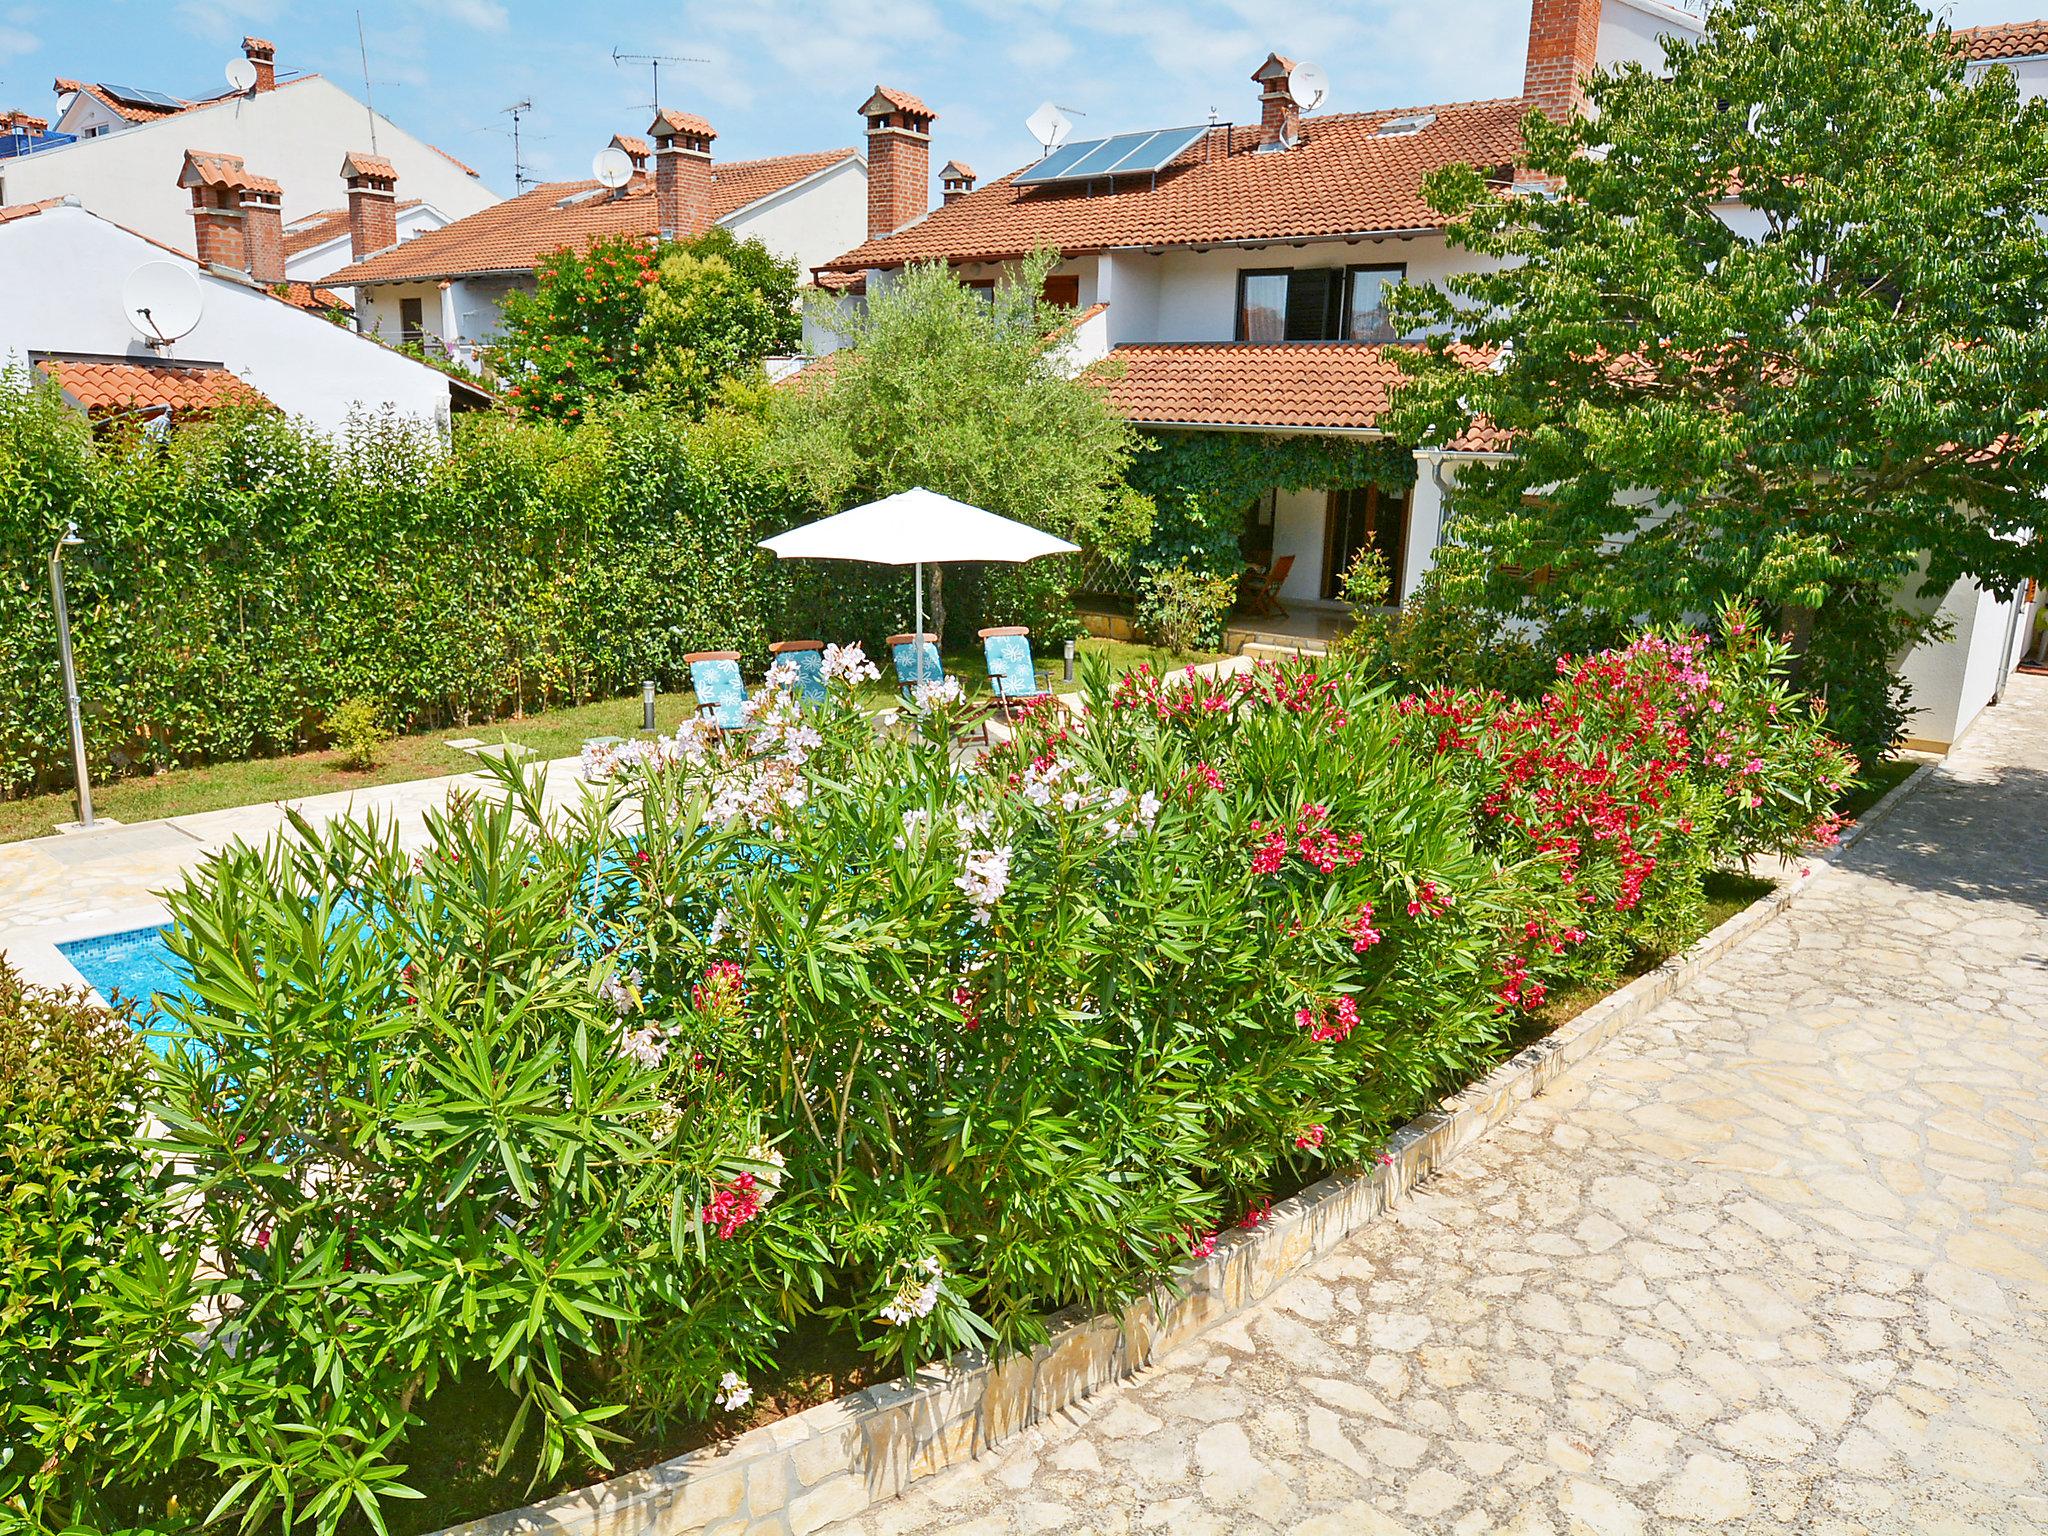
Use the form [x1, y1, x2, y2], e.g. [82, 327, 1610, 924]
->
[58, 924, 193, 1032]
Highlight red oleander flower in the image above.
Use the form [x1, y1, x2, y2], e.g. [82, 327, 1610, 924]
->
[703, 1174, 762, 1239]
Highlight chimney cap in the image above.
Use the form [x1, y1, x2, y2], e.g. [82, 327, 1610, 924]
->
[611, 132, 651, 160]
[341, 150, 398, 182]
[179, 149, 281, 197]
[941, 159, 975, 179]
[242, 36, 276, 60]
[861, 85, 935, 125]
[1252, 53, 1298, 85]
[650, 107, 716, 141]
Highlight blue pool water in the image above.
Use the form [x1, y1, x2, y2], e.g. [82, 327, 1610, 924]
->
[59, 925, 193, 1037]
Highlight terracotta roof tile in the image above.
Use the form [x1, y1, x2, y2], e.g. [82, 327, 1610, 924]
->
[865, 85, 931, 118]
[613, 134, 651, 159]
[276, 281, 351, 313]
[341, 150, 399, 181]
[1955, 20, 2048, 59]
[820, 98, 1526, 272]
[282, 200, 421, 258]
[326, 148, 857, 285]
[1091, 340, 1506, 449]
[941, 159, 975, 179]
[35, 357, 276, 418]
[651, 109, 716, 139]
[431, 144, 481, 178]
[242, 36, 275, 56]
[180, 150, 282, 197]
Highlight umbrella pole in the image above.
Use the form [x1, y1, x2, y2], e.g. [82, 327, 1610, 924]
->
[914, 561, 927, 686]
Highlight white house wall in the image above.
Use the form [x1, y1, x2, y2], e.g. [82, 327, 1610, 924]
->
[1, 78, 500, 257]
[723, 158, 869, 285]
[1596, 0, 1702, 73]
[0, 204, 453, 437]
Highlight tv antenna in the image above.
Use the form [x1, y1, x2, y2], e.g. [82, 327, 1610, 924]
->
[356, 11, 380, 152]
[502, 99, 535, 191]
[612, 48, 707, 114]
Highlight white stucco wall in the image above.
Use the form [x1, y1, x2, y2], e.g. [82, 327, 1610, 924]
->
[1896, 573, 2037, 748]
[723, 157, 869, 284]
[0, 203, 454, 437]
[2, 78, 500, 257]
[1143, 237, 1478, 344]
[1596, 0, 1703, 73]
[1966, 54, 2048, 100]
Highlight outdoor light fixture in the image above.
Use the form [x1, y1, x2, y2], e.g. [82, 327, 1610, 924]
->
[1064, 637, 1077, 683]
[49, 522, 95, 829]
[643, 679, 657, 733]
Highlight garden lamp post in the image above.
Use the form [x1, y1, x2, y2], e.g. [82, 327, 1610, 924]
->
[49, 522, 95, 829]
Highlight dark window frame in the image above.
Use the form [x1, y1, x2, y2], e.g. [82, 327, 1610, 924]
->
[1234, 262, 1411, 343]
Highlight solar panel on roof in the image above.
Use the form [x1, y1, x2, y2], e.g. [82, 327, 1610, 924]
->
[100, 83, 184, 109]
[1014, 124, 1209, 186]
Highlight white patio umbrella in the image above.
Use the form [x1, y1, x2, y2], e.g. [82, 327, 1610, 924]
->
[759, 487, 1080, 684]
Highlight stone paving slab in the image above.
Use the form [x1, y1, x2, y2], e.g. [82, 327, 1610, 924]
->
[832, 676, 2048, 1536]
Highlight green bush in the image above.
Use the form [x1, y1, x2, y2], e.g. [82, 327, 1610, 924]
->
[0, 625, 1851, 1534]
[322, 696, 389, 769]
[1134, 561, 1235, 651]
[0, 964, 156, 1521]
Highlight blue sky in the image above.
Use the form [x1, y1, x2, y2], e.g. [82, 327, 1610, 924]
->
[23, 0, 2032, 201]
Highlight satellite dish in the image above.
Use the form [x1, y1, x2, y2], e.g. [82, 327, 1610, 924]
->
[1290, 61, 1330, 114]
[120, 261, 204, 349]
[592, 146, 634, 189]
[225, 57, 259, 94]
[1026, 101, 1073, 153]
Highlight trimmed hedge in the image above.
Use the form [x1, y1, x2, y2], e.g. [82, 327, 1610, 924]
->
[0, 381, 924, 799]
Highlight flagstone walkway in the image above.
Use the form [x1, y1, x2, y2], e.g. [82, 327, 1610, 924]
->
[836, 676, 2048, 1535]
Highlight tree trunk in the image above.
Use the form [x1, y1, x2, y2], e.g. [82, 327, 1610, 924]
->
[929, 563, 946, 650]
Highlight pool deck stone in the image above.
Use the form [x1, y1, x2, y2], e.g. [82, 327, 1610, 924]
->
[0, 756, 590, 985]
[823, 674, 2048, 1535]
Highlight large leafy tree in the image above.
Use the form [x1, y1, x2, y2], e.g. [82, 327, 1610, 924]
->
[495, 228, 800, 423]
[1387, 0, 2048, 761]
[769, 251, 1149, 641]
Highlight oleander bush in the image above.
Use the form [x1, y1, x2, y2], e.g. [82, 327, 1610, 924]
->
[0, 621, 1848, 1536]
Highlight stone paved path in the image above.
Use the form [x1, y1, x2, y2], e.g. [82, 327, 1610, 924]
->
[837, 676, 2048, 1536]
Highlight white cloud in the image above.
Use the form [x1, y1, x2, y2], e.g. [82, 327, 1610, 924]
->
[0, 21, 35, 58]
[440, 0, 509, 31]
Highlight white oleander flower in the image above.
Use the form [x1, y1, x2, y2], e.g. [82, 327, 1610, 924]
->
[715, 1370, 753, 1411]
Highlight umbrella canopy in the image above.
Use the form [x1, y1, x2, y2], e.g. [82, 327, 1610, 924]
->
[759, 487, 1080, 565]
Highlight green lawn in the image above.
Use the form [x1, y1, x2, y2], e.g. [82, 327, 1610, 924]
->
[0, 640, 1223, 847]
[1838, 755, 1922, 822]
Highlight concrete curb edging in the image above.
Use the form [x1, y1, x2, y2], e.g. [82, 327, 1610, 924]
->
[435, 762, 1939, 1536]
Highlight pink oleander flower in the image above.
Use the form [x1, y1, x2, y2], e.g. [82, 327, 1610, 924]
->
[1187, 1227, 1218, 1259]
[1294, 1123, 1327, 1151]
[693, 961, 746, 1014]
[1347, 903, 1382, 952]
[1240, 1196, 1273, 1229]
[1295, 995, 1359, 1044]
[703, 1174, 762, 1239]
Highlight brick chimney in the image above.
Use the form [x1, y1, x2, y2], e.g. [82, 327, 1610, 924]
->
[179, 150, 284, 282]
[342, 150, 399, 261]
[1522, 0, 1600, 122]
[650, 109, 715, 241]
[940, 160, 976, 204]
[611, 133, 651, 176]
[1253, 54, 1300, 147]
[860, 86, 934, 239]
[242, 36, 277, 94]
